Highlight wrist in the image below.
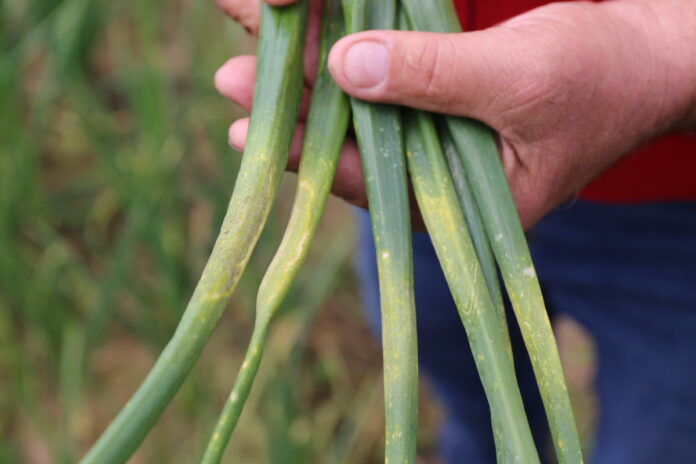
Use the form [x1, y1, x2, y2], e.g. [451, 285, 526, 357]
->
[602, 0, 696, 131]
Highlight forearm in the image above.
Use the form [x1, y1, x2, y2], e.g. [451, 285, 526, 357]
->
[603, 0, 696, 130]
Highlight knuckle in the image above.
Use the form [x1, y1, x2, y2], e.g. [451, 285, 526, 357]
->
[408, 36, 454, 102]
[383, 34, 454, 105]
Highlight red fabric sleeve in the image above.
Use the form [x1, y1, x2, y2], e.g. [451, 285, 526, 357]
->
[451, 0, 696, 203]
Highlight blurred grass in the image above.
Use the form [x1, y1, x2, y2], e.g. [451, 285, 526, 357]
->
[0, 1, 595, 463]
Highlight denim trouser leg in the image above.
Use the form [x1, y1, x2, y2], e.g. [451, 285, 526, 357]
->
[530, 202, 696, 464]
[354, 202, 696, 464]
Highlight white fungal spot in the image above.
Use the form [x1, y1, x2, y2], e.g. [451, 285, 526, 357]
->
[495, 234, 503, 242]
[230, 392, 239, 403]
[382, 251, 390, 260]
[522, 267, 536, 278]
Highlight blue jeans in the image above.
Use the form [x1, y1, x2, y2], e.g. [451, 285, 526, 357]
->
[355, 201, 696, 464]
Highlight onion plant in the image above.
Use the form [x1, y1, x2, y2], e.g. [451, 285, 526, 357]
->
[80, 2, 309, 462]
[343, 0, 419, 462]
[80, 1, 584, 463]
[400, 1, 583, 462]
[199, 1, 350, 462]
[446, 119, 583, 463]
[403, 108, 539, 463]
[438, 123, 507, 328]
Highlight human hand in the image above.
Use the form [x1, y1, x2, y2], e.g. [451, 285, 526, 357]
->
[215, 0, 369, 209]
[215, 0, 696, 228]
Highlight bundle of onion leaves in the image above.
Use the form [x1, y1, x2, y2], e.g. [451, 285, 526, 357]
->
[81, 1, 582, 463]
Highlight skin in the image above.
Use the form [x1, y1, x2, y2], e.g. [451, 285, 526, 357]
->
[215, 0, 696, 228]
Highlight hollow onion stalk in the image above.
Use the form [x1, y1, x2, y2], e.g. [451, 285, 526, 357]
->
[80, 3, 309, 463]
[343, 0, 419, 462]
[400, 1, 583, 462]
[199, 1, 350, 462]
[403, 108, 539, 463]
[438, 123, 506, 330]
[446, 120, 582, 464]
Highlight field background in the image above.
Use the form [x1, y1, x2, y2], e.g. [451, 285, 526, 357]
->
[0, 1, 595, 462]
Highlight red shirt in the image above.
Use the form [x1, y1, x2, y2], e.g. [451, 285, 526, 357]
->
[454, 0, 696, 203]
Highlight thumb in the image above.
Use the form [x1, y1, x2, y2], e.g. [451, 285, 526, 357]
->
[328, 28, 528, 121]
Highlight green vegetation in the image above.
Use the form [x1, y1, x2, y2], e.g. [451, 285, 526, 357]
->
[404, 108, 539, 463]
[1, 1, 590, 463]
[200, 1, 350, 461]
[401, 1, 583, 461]
[344, 0, 419, 462]
[81, 2, 309, 462]
[1, 1, 427, 463]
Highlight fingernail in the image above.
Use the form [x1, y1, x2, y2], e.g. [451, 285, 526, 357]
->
[343, 41, 388, 88]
